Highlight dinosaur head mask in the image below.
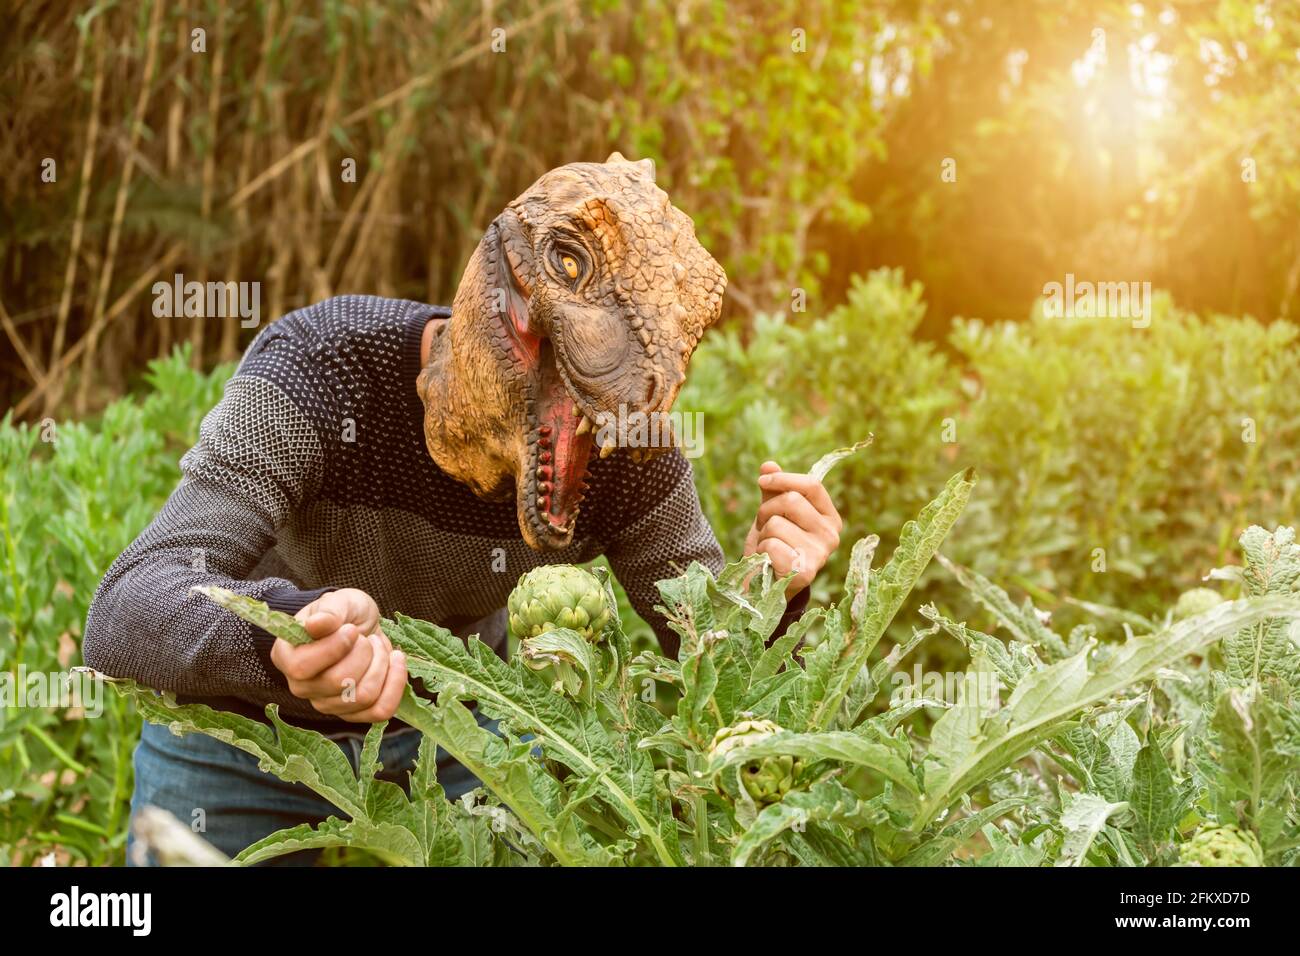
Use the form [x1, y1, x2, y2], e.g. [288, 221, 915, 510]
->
[417, 153, 727, 550]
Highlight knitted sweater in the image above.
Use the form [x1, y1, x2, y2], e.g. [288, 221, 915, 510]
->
[83, 295, 805, 731]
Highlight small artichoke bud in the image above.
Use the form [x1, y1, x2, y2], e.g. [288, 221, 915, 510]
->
[709, 719, 802, 807]
[1178, 825, 1263, 867]
[507, 565, 613, 643]
[740, 754, 798, 805]
[709, 719, 781, 756]
[1173, 588, 1226, 620]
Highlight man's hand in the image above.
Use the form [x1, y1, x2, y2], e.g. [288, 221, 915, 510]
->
[270, 588, 407, 722]
[743, 460, 843, 597]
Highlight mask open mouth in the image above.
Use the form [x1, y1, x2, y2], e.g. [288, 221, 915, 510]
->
[521, 341, 597, 549]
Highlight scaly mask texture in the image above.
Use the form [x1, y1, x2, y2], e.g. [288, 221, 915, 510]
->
[416, 153, 727, 550]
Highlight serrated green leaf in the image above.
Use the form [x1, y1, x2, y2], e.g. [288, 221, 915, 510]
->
[193, 585, 311, 646]
[913, 596, 1300, 831]
[1056, 793, 1129, 867]
[898, 797, 1030, 866]
[1207, 685, 1298, 856]
[388, 616, 683, 866]
[808, 436, 872, 483]
[234, 817, 427, 866]
[732, 780, 875, 867]
[805, 469, 976, 731]
[1129, 741, 1187, 848]
[935, 553, 1070, 660]
[394, 691, 619, 867]
[519, 627, 598, 703]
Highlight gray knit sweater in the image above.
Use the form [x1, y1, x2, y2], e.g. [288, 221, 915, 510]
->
[83, 296, 803, 731]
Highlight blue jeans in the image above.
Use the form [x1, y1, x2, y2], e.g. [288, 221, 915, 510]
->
[126, 711, 495, 866]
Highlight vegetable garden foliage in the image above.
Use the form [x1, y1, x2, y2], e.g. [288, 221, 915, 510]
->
[0, 349, 232, 865]
[683, 271, 1300, 645]
[7, 289, 1300, 865]
[103, 467, 1300, 867]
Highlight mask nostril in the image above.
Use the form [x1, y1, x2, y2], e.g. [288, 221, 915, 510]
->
[643, 375, 658, 407]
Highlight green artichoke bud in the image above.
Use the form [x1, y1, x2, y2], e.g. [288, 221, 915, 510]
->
[740, 754, 798, 806]
[1178, 825, 1263, 867]
[709, 719, 781, 755]
[1173, 587, 1225, 620]
[507, 565, 612, 643]
[709, 719, 802, 807]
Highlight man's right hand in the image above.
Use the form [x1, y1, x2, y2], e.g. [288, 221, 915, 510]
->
[270, 588, 408, 722]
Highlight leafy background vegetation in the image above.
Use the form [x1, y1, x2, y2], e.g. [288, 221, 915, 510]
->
[2, 0, 1299, 864]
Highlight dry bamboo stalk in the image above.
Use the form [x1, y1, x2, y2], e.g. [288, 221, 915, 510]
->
[291, 147, 317, 298]
[0, 296, 43, 384]
[298, 29, 348, 301]
[468, 76, 529, 230]
[16, 242, 185, 419]
[315, 38, 349, 214]
[165, 6, 186, 174]
[47, 14, 106, 414]
[322, 144, 384, 284]
[158, 1, 189, 360]
[190, 0, 229, 369]
[339, 100, 417, 292]
[226, 0, 572, 210]
[218, 0, 283, 362]
[264, 83, 293, 324]
[77, 0, 166, 414]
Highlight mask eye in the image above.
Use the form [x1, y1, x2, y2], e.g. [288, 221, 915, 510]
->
[551, 243, 586, 285]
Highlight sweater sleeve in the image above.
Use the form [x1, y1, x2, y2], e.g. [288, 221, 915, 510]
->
[603, 452, 809, 659]
[82, 331, 335, 703]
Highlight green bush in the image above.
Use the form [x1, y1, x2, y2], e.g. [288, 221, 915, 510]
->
[678, 271, 1300, 645]
[0, 349, 231, 864]
[950, 298, 1300, 615]
[681, 269, 954, 600]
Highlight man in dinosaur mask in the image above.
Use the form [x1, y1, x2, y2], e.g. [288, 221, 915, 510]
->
[85, 154, 843, 863]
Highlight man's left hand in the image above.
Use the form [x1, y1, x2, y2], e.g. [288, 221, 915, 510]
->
[743, 460, 843, 597]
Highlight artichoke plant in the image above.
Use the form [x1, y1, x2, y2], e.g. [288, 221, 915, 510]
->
[709, 719, 804, 807]
[508, 564, 615, 704]
[508, 564, 612, 643]
[1178, 825, 1263, 867]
